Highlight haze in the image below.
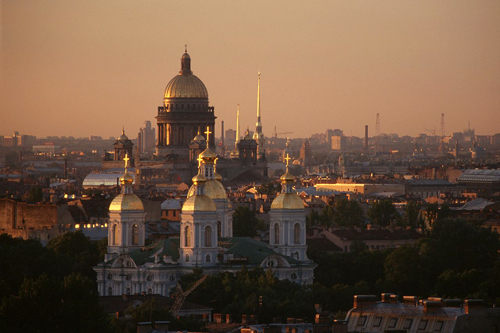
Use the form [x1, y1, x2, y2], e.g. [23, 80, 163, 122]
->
[2, 0, 499, 139]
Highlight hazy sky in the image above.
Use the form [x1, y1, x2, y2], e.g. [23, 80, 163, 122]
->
[2, 0, 499, 139]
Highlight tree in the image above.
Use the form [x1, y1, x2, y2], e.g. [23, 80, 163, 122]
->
[256, 182, 281, 196]
[384, 244, 425, 296]
[368, 200, 400, 227]
[233, 206, 260, 237]
[333, 198, 364, 227]
[403, 200, 421, 228]
[28, 186, 43, 203]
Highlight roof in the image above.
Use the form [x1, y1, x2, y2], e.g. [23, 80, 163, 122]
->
[452, 198, 496, 211]
[306, 238, 343, 253]
[160, 198, 181, 210]
[457, 169, 500, 183]
[127, 238, 181, 266]
[330, 229, 423, 241]
[349, 301, 465, 317]
[83, 173, 135, 187]
[405, 179, 455, 186]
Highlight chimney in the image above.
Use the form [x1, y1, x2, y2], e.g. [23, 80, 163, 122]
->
[403, 296, 417, 306]
[365, 125, 369, 152]
[353, 295, 377, 309]
[423, 300, 441, 313]
[381, 293, 398, 304]
[465, 299, 484, 314]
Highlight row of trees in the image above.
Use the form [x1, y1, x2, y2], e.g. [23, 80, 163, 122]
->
[306, 198, 451, 229]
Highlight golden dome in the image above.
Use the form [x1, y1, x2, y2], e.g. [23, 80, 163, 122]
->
[271, 193, 305, 210]
[120, 173, 134, 185]
[109, 193, 144, 211]
[280, 170, 295, 183]
[200, 147, 217, 161]
[164, 74, 208, 99]
[182, 195, 216, 212]
[214, 171, 222, 181]
[188, 179, 226, 200]
[192, 173, 207, 184]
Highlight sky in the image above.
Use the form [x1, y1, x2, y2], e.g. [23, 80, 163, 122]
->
[1, 0, 500, 139]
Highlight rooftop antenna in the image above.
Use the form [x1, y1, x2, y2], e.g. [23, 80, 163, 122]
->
[375, 113, 380, 136]
[441, 113, 445, 137]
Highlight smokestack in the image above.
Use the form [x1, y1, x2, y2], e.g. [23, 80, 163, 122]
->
[221, 120, 225, 155]
[365, 125, 369, 151]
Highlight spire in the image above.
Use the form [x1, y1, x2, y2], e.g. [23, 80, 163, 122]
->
[235, 104, 240, 150]
[253, 72, 264, 154]
[257, 71, 261, 119]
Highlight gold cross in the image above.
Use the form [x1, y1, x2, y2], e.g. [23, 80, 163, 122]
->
[124, 154, 130, 169]
[197, 155, 203, 168]
[204, 126, 212, 143]
[284, 153, 291, 167]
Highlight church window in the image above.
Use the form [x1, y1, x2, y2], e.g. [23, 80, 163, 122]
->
[217, 221, 221, 238]
[126, 288, 131, 295]
[294, 223, 301, 244]
[169, 275, 175, 281]
[148, 288, 153, 294]
[274, 224, 280, 244]
[108, 287, 113, 296]
[205, 254, 211, 263]
[131, 224, 139, 245]
[185, 226, 191, 247]
[205, 226, 212, 247]
[292, 251, 300, 260]
[112, 224, 117, 245]
[267, 260, 275, 267]
[185, 254, 190, 262]
[291, 272, 297, 280]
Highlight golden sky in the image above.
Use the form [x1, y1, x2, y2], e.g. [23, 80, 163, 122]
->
[2, 0, 499, 139]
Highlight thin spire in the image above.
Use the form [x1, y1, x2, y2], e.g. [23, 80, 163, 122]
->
[257, 71, 261, 118]
[235, 104, 240, 150]
[185, 44, 188, 53]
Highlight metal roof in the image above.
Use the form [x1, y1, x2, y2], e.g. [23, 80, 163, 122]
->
[457, 169, 500, 183]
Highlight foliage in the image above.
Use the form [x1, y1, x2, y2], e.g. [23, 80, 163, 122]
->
[233, 206, 262, 237]
[28, 186, 43, 203]
[368, 200, 400, 227]
[332, 198, 365, 227]
[0, 273, 112, 333]
[256, 182, 281, 196]
[403, 200, 421, 228]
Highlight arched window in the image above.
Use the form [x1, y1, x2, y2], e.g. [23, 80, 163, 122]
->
[294, 223, 301, 244]
[274, 223, 280, 244]
[217, 221, 222, 238]
[131, 224, 139, 245]
[185, 254, 190, 262]
[185, 226, 191, 247]
[205, 226, 212, 247]
[292, 251, 300, 260]
[205, 254, 211, 263]
[112, 224, 117, 245]
[148, 288, 152, 294]
[108, 287, 113, 296]
[126, 288, 131, 295]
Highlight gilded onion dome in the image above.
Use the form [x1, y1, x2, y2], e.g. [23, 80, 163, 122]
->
[110, 155, 144, 212]
[182, 173, 216, 212]
[164, 51, 208, 100]
[117, 127, 129, 142]
[271, 153, 304, 210]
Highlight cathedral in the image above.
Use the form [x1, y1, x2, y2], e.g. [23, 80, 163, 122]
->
[94, 147, 315, 296]
[132, 49, 267, 185]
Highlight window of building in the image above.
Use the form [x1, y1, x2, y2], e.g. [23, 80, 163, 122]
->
[126, 288, 131, 295]
[185, 226, 191, 247]
[169, 275, 175, 281]
[131, 224, 139, 245]
[217, 221, 222, 238]
[402, 318, 412, 329]
[292, 251, 300, 260]
[291, 272, 297, 280]
[274, 224, 280, 244]
[373, 317, 382, 327]
[388, 318, 397, 328]
[108, 287, 113, 296]
[357, 316, 367, 326]
[148, 288, 152, 294]
[434, 321, 444, 331]
[112, 224, 117, 245]
[185, 254, 190, 262]
[205, 226, 212, 247]
[294, 223, 301, 244]
[206, 254, 211, 263]
[418, 320, 427, 330]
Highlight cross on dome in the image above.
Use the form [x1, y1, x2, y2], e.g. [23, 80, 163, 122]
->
[284, 153, 291, 168]
[124, 154, 130, 170]
[197, 155, 203, 169]
[204, 126, 212, 142]
[185, 44, 188, 53]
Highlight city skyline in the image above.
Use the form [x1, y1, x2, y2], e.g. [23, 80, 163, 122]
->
[2, 1, 499, 139]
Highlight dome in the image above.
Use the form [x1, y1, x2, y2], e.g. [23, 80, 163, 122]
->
[164, 74, 208, 99]
[280, 170, 295, 183]
[182, 195, 216, 212]
[164, 52, 208, 99]
[109, 193, 144, 211]
[120, 173, 134, 185]
[200, 147, 217, 161]
[117, 128, 129, 142]
[192, 173, 207, 185]
[271, 193, 305, 210]
[187, 179, 226, 200]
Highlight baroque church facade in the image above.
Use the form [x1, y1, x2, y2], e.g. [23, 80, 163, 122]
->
[94, 148, 315, 296]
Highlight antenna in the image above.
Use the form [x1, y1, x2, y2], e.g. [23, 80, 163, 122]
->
[375, 113, 380, 136]
[441, 113, 445, 137]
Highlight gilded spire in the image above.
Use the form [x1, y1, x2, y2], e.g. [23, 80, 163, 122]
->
[235, 104, 240, 150]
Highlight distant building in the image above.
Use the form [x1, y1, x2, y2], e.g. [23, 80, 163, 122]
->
[137, 120, 156, 153]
